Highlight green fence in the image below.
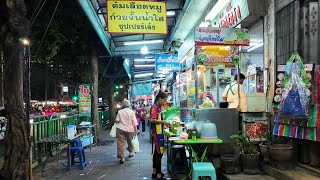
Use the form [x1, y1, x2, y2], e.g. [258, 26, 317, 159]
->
[30, 113, 81, 163]
[30, 110, 111, 163]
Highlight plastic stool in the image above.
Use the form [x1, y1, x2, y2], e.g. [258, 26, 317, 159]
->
[68, 146, 87, 170]
[171, 145, 188, 174]
[192, 162, 216, 180]
[70, 139, 82, 147]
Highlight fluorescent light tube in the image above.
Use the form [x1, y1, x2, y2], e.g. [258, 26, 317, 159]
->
[124, 40, 163, 46]
[134, 59, 155, 62]
[247, 42, 263, 52]
[205, 0, 230, 21]
[134, 64, 155, 68]
[134, 73, 153, 78]
[167, 11, 175, 16]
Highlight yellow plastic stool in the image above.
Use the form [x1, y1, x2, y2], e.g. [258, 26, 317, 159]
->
[192, 162, 216, 180]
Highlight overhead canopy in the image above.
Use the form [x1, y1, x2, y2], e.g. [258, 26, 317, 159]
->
[77, 0, 218, 83]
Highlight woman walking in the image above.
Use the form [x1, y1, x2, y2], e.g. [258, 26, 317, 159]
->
[149, 91, 172, 179]
[115, 100, 138, 164]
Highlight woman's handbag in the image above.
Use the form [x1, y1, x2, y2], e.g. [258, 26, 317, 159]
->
[132, 135, 140, 153]
[109, 123, 117, 138]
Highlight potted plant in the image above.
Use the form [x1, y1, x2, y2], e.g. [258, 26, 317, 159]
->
[231, 134, 260, 174]
[259, 132, 272, 161]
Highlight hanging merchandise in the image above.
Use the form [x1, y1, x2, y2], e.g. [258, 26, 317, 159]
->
[279, 53, 310, 119]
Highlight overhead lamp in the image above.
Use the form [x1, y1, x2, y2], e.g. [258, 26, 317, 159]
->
[199, 21, 210, 27]
[134, 59, 155, 62]
[205, 0, 230, 21]
[134, 64, 155, 68]
[141, 46, 149, 54]
[247, 42, 263, 52]
[20, 38, 30, 46]
[166, 11, 175, 16]
[134, 73, 153, 78]
[124, 39, 163, 46]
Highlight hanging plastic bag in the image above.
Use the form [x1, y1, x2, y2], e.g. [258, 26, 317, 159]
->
[200, 97, 214, 108]
[279, 53, 310, 119]
[109, 123, 117, 138]
[132, 136, 140, 153]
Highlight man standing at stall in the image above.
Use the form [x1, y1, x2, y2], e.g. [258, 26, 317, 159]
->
[222, 73, 246, 108]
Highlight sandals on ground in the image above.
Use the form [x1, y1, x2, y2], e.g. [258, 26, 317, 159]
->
[152, 173, 164, 178]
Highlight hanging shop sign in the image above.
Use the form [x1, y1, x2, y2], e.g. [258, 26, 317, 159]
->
[79, 84, 91, 117]
[195, 46, 240, 65]
[155, 54, 180, 72]
[210, 0, 249, 28]
[195, 27, 250, 46]
[107, 1, 167, 34]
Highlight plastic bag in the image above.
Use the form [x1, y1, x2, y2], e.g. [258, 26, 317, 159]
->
[279, 53, 310, 119]
[200, 97, 214, 108]
[132, 136, 139, 153]
[109, 123, 117, 138]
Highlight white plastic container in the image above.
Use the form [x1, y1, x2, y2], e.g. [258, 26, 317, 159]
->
[67, 125, 76, 139]
[240, 93, 266, 112]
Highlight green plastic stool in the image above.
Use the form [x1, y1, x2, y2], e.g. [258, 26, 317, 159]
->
[192, 162, 216, 180]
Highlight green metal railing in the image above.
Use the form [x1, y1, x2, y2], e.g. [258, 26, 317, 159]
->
[30, 114, 82, 162]
[30, 109, 110, 163]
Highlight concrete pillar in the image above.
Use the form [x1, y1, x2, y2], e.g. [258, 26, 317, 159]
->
[264, 0, 276, 112]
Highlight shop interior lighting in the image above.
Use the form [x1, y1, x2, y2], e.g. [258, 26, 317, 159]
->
[247, 42, 263, 52]
[134, 73, 154, 78]
[205, 0, 230, 22]
[166, 11, 176, 16]
[134, 64, 155, 68]
[134, 58, 155, 62]
[141, 46, 149, 54]
[124, 40, 163, 46]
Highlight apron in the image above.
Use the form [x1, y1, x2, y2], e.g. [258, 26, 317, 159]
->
[150, 104, 165, 155]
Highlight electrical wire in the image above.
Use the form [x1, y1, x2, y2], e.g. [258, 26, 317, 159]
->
[2, 0, 48, 75]
[27, 0, 48, 37]
[34, 0, 61, 59]
[98, 56, 113, 85]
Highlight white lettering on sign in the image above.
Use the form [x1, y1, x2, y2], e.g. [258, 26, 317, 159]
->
[214, 2, 242, 28]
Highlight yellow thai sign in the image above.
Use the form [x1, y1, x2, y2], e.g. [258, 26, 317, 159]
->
[107, 1, 167, 34]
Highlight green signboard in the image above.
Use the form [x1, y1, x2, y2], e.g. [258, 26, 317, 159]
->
[79, 84, 91, 117]
[210, 0, 249, 28]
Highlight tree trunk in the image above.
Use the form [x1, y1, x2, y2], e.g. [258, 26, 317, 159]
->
[107, 81, 115, 130]
[0, 1, 31, 179]
[90, 48, 103, 145]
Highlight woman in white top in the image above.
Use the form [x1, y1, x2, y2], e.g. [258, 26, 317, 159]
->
[222, 73, 246, 108]
[115, 100, 138, 164]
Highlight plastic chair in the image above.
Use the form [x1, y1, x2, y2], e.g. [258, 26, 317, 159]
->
[68, 146, 87, 170]
[192, 162, 216, 180]
[171, 145, 188, 174]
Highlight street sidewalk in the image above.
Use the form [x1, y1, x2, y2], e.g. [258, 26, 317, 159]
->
[32, 127, 170, 180]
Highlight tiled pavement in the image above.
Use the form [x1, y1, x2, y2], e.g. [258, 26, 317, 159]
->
[32, 127, 172, 180]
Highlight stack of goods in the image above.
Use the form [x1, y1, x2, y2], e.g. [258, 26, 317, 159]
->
[273, 53, 320, 141]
